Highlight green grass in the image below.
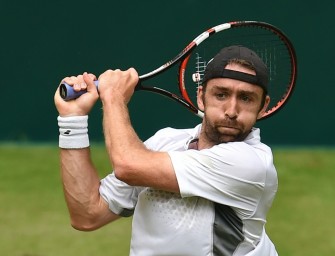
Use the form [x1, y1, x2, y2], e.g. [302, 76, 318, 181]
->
[0, 144, 334, 256]
[267, 148, 335, 256]
[0, 144, 131, 256]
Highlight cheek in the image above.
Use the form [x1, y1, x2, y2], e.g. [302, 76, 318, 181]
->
[202, 102, 224, 119]
[238, 110, 259, 128]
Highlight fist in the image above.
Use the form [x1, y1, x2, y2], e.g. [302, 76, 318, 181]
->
[54, 72, 99, 116]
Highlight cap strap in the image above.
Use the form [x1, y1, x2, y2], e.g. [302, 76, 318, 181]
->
[219, 69, 262, 87]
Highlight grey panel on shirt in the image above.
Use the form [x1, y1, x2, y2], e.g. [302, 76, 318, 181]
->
[213, 203, 244, 256]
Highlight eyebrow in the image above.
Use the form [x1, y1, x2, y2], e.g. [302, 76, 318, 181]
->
[214, 84, 258, 93]
[212, 84, 261, 99]
[238, 89, 259, 97]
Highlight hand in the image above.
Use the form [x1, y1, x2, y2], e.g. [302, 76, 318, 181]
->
[54, 72, 99, 116]
[98, 68, 139, 105]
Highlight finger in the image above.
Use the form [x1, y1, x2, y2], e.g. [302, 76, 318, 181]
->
[62, 75, 86, 92]
[87, 73, 97, 81]
[127, 67, 139, 87]
[69, 75, 84, 91]
[63, 76, 79, 86]
[83, 72, 97, 93]
[79, 82, 87, 90]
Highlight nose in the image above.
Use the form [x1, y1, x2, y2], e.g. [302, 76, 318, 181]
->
[224, 98, 238, 119]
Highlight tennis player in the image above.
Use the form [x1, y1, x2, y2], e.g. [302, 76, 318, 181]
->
[54, 45, 278, 255]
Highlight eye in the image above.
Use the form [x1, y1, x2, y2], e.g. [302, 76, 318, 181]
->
[216, 92, 228, 100]
[241, 95, 251, 102]
[240, 93, 257, 104]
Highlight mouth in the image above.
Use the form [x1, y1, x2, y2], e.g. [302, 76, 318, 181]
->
[221, 126, 240, 133]
[222, 124, 239, 129]
[218, 119, 241, 130]
[219, 121, 240, 129]
[218, 125, 240, 134]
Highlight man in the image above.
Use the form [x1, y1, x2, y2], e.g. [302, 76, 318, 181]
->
[54, 45, 278, 255]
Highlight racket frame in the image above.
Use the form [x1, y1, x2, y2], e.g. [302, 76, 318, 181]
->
[60, 21, 297, 120]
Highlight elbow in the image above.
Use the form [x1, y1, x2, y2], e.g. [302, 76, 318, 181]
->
[114, 167, 134, 185]
[71, 222, 97, 232]
[113, 160, 137, 186]
[68, 211, 103, 232]
[70, 218, 100, 232]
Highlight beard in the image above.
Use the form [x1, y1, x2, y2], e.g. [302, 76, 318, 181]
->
[202, 117, 250, 145]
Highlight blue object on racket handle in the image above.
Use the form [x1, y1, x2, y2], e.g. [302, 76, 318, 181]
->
[59, 80, 99, 101]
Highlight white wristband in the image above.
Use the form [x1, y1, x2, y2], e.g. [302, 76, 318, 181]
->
[58, 115, 89, 149]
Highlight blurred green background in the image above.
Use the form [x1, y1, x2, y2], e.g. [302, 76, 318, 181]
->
[0, 0, 334, 146]
[0, 0, 334, 256]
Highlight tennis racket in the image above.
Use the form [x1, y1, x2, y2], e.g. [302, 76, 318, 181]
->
[60, 20, 297, 119]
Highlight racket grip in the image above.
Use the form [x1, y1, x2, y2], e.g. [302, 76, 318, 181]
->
[59, 80, 99, 101]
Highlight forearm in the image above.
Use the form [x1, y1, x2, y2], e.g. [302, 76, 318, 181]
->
[99, 68, 179, 192]
[102, 99, 179, 192]
[102, 99, 146, 178]
[57, 115, 118, 230]
[55, 73, 119, 230]
[60, 148, 102, 225]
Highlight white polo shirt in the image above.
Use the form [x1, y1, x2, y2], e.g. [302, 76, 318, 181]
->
[99, 124, 278, 255]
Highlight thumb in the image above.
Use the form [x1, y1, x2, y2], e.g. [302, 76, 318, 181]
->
[83, 72, 98, 93]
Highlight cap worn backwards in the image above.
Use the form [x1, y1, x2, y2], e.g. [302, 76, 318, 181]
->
[202, 45, 269, 93]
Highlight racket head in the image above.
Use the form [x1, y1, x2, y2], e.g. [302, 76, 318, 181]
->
[178, 21, 297, 120]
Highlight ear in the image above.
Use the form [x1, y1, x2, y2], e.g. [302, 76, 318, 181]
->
[197, 86, 205, 111]
[257, 95, 270, 120]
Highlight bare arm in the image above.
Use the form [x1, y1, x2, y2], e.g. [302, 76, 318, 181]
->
[60, 148, 120, 230]
[98, 69, 180, 193]
[54, 73, 119, 231]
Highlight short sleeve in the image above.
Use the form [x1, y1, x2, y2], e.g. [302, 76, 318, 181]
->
[168, 142, 267, 212]
[99, 172, 143, 217]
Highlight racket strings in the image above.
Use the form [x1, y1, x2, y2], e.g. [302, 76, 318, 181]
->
[181, 24, 295, 118]
[193, 53, 207, 88]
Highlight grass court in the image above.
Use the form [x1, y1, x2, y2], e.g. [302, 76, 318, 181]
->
[0, 144, 334, 256]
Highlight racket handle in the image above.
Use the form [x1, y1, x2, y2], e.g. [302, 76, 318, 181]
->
[59, 80, 99, 101]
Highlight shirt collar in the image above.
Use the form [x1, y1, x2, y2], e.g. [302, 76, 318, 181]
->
[185, 125, 261, 149]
